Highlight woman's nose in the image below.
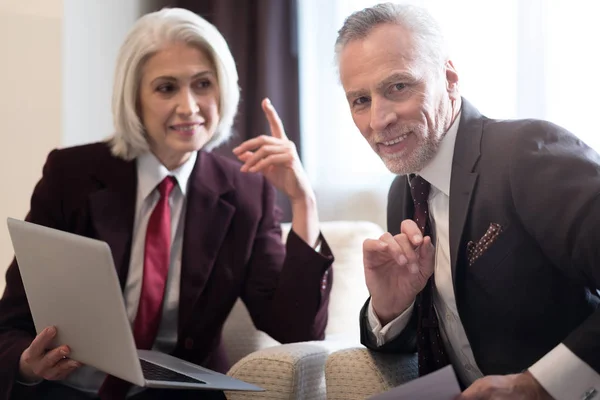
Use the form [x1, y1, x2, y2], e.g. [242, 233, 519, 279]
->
[176, 90, 200, 116]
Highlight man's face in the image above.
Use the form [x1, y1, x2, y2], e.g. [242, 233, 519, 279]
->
[339, 23, 458, 175]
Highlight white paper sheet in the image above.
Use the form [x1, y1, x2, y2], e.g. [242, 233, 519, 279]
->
[368, 365, 462, 400]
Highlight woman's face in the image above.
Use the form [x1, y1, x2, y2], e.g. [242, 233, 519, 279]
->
[138, 41, 220, 169]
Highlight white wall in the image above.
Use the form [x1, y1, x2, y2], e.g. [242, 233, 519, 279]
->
[0, 0, 162, 291]
[0, 0, 64, 291]
[62, 0, 162, 147]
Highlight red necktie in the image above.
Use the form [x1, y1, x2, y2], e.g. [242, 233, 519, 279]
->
[99, 176, 176, 399]
[410, 175, 450, 376]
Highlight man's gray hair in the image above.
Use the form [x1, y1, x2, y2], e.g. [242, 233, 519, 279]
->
[109, 8, 240, 160]
[335, 3, 448, 72]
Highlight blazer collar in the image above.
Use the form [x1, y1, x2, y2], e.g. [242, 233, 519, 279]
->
[178, 151, 236, 334]
[88, 146, 137, 288]
[448, 98, 484, 291]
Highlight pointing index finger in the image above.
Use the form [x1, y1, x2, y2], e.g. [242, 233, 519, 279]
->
[261, 98, 287, 140]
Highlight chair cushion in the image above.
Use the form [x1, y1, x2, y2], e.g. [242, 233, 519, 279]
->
[222, 220, 385, 364]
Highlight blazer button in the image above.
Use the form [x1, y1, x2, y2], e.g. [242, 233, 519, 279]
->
[185, 337, 194, 349]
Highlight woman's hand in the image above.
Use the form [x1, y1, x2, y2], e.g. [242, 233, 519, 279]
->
[19, 326, 82, 383]
[233, 98, 319, 246]
[233, 98, 315, 205]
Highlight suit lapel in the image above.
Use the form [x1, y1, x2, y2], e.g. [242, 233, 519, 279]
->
[449, 99, 483, 289]
[178, 152, 235, 334]
[89, 153, 137, 289]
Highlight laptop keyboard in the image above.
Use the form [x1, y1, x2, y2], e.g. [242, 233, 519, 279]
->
[140, 359, 206, 384]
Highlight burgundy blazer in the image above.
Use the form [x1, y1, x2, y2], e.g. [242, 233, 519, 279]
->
[0, 142, 333, 399]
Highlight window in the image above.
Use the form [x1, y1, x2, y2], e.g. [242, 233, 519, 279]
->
[297, 0, 600, 225]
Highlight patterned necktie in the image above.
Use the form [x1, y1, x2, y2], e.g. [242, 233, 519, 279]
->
[99, 176, 176, 399]
[409, 175, 450, 376]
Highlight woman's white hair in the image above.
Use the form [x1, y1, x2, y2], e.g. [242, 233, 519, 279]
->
[335, 3, 448, 76]
[109, 8, 240, 160]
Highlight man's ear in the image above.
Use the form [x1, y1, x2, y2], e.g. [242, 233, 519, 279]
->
[445, 60, 459, 100]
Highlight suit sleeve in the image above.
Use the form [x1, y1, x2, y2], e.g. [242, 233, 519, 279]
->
[509, 121, 600, 373]
[241, 178, 334, 343]
[0, 150, 65, 400]
[360, 297, 418, 353]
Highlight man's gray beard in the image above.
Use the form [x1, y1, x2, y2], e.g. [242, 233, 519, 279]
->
[379, 129, 443, 175]
[377, 98, 453, 175]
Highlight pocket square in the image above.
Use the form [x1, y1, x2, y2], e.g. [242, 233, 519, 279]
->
[467, 223, 503, 266]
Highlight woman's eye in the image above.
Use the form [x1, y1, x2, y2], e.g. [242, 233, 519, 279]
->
[195, 80, 212, 89]
[156, 83, 175, 93]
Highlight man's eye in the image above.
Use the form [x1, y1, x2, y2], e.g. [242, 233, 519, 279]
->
[353, 96, 370, 106]
[393, 83, 406, 91]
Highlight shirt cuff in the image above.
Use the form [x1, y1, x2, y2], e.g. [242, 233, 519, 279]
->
[16, 378, 44, 386]
[367, 300, 414, 347]
[528, 343, 600, 400]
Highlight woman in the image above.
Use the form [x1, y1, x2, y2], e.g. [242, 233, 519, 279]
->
[0, 8, 333, 400]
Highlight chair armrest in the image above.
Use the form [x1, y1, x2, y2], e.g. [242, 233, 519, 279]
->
[226, 339, 356, 400]
[325, 347, 418, 400]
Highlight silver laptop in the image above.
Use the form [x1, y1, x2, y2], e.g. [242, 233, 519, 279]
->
[6, 217, 263, 392]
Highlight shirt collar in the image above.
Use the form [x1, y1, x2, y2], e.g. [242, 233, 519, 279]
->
[137, 151, 197, 201]
[418, 112, 461, 196]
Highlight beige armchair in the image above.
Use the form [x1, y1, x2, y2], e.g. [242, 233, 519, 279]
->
[325, 348, 418, 400]
[222, 221, 385, 400]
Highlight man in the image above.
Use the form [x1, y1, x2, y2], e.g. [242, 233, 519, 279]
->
[336, 3, 600, 399]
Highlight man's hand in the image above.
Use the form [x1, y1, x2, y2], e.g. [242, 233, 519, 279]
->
[456, 372, 553, 400]
[364, 220, 435, 325]
[19, 326, 82, 383]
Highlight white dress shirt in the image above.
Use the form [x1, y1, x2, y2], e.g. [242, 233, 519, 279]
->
[367, 114, 600, 399]
[61, 151, 196, 396]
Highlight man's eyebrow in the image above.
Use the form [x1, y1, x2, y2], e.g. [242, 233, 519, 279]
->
[345, 89, 368, 101]
[345, 72, 419, 100]
[375, 72, 417, 92]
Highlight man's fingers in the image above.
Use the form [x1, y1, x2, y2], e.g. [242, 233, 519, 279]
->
[415, 236, 435, 277]
[363, 238, 394, 267]
[455, 377, 489, 400]
[363, 238, 387, 253]
[400, 219, 424, 246]
[393, 234, 419, 273]
[378, 232, 410, 266]
[419, 236, 435, 259]
[28, 326, 56, 357]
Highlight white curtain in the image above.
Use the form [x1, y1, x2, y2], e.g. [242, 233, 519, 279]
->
[297, 0, 600, 228]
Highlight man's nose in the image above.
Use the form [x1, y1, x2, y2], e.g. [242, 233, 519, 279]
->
[369, 97, 397, 132]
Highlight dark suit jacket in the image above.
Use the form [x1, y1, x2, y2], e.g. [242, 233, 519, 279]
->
[360, 99, 600, 378]
[0, 142, 333, 399]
